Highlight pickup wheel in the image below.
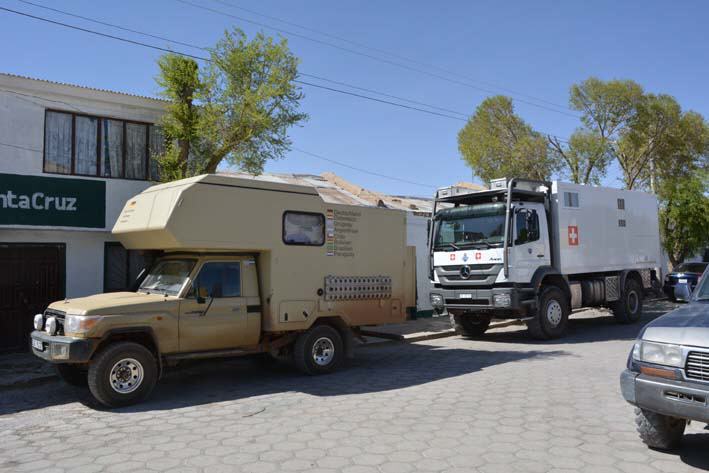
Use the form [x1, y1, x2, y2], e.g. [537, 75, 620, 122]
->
[526, 286, 569, 340]
[294, 325, 343, 375]
[87, 342, 158, 408]
[453, 314, 491, 338]
[635, 408, 685, 450]
[613, 278, 643, 324]
[55, 364, 88, 387]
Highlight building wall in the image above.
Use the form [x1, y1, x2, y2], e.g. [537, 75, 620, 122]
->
[406, 214, 434, 316]
[0, 75, 164, 298]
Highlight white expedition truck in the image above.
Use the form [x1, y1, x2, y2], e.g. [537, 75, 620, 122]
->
[428, 178, 661, 339]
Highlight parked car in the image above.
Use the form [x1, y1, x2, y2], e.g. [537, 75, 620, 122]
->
[620, 266, 709, 449]
[663, 262, 707, 302]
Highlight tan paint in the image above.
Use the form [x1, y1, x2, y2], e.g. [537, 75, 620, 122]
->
[47, 174, 416, 356]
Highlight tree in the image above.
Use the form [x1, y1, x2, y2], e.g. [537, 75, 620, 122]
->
[550, 78, 643, 185]
[658, 174, 709, 268]
[458, 96, 560, 182]
[154, 28, 307, 180]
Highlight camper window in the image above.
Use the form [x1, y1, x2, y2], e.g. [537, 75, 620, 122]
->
[283, 211, 325, 246]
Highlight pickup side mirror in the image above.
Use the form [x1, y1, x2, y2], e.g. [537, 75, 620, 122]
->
[196, 286, 209, 304]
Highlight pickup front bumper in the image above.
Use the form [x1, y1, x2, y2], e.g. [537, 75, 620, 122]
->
[430, 286, 535, 315]
[621, 369, 709, 423]
[30, 331, 95, 363]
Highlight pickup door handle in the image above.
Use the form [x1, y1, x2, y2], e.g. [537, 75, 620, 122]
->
[537, 255, 545, 258]
[184, 310, 204, 316]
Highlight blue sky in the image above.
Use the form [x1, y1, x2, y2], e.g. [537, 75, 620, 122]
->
[1, 0, 707, 196]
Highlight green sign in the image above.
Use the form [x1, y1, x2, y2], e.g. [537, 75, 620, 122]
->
[0, 173, 105, 228]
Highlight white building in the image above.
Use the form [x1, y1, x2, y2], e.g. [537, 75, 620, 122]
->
[0, 73, 165, 352]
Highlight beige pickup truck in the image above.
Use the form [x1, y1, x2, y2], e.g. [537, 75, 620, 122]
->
[31, 175, 416, 407]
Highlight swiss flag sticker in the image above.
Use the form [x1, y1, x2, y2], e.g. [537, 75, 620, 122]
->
[450, 254, 456, 261]
[475, 252, 482, 260]
[568, 225, 579, 246]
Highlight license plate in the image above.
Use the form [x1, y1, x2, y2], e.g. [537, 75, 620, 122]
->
[679, 279, 688, 284]
[32, 339, 44, 351]
[459, 294, 473, 299]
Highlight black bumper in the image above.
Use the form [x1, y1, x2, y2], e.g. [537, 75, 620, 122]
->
[620, 369, 709, 423]
[30, 331, 95, 363]
[431, 286, 535, 315]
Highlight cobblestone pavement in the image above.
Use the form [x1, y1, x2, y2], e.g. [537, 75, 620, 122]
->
[1, 300, 707, 473]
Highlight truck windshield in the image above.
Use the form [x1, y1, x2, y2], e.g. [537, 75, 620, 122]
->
[434, 204, 506, 250]
[138, 259, 196, 296]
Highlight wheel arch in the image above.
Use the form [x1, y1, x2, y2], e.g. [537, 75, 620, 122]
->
[532, 266, 571, 307]
[92, 327, 163, 377]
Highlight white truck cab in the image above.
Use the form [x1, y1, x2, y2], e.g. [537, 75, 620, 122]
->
[429, 178, 661, 339]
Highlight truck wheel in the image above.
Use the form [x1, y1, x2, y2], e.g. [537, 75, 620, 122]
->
[526, 286, 569, 340]
[55, 364, 88, 387]
[294, 325, 343, 375]
[613, 278, 643, 324]
[453, 314, 491, 338]
[635, 408, 685, 450]
[87, 342, 158, 408]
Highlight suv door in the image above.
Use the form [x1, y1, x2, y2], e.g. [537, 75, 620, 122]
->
[179, 260, 250, 352]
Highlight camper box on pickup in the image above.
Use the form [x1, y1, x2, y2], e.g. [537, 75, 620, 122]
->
[30, 174, 416, 407]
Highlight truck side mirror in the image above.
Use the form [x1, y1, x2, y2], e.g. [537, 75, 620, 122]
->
[675, 283, 691, 302]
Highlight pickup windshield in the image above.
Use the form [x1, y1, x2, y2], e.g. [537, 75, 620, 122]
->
[434, 203, 506, 250]
[138, 259, 196, 296]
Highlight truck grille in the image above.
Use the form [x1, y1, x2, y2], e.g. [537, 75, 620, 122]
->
[685, 352, 709, 381]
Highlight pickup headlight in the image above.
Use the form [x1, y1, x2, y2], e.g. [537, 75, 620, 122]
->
[633, 341, 683, 367]
[64, 315, 103, 337]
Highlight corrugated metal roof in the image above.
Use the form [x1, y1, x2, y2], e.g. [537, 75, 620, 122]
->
[0, 72, 167, 103]
[217, 171, 456, 216]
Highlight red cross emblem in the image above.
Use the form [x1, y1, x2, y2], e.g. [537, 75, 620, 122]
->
[568, 225, 579, 246]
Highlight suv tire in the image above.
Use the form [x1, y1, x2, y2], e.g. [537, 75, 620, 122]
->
[294, 325, 343, 375]
[88, 342, 158, 408]
[56, 364, 88, 387]
[613, 278, 643, 324]
[635, 408, 685, 450]
[453, 314, 491, 338]
[526, 286, 569, 340]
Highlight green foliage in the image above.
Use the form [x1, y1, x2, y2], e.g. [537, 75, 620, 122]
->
[658, 173, 709, 268]
[154, 28, 307, 181]
[458, 96, 560, 182]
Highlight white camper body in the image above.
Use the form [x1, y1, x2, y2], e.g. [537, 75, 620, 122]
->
[551, 181, 661, 276]
[429, 178, 661, 340]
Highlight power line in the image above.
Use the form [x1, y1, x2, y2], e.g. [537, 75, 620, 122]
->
[0, 141, 42, 154]
[12, 1, 470, 118]
[292, 147, 435, 189]
[173, 0, 581, 119]
[208, 0, 575, 112]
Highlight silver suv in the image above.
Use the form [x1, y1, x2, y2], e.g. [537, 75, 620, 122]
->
[621, 266, 709, 449]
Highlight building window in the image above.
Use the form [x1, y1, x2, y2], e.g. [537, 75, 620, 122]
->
[563, 192, 579, 208]
[104, 242, 158, 292]
[283, 211, 325, 246]
[44, 110, 163, 181]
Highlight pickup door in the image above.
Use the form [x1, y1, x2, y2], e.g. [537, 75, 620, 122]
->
[179, 258, 261, 352]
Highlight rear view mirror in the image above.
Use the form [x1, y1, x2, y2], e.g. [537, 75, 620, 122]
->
[675, 283, 691, 302]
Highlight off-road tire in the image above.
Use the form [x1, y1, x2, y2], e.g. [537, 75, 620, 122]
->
[526, 285, 569, 340]
[55, 364, 88, 387]
[453, 314, 491, 338]
[87, 342, 158, 408]
[294, 325, 343, 375]
[635, 408, 685, 450]
[613, 278, 643, 324]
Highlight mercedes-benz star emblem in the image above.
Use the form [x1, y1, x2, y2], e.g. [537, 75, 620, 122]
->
[460, 265, 471, 279]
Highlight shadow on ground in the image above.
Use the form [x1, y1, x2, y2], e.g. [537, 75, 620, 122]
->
[673, 432, 709, 470]
[483, 299, 678, 345]
[0, 342, 568, 415]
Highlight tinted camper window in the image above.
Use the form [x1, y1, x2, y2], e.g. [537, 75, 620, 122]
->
[283, 211, 325, 246]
